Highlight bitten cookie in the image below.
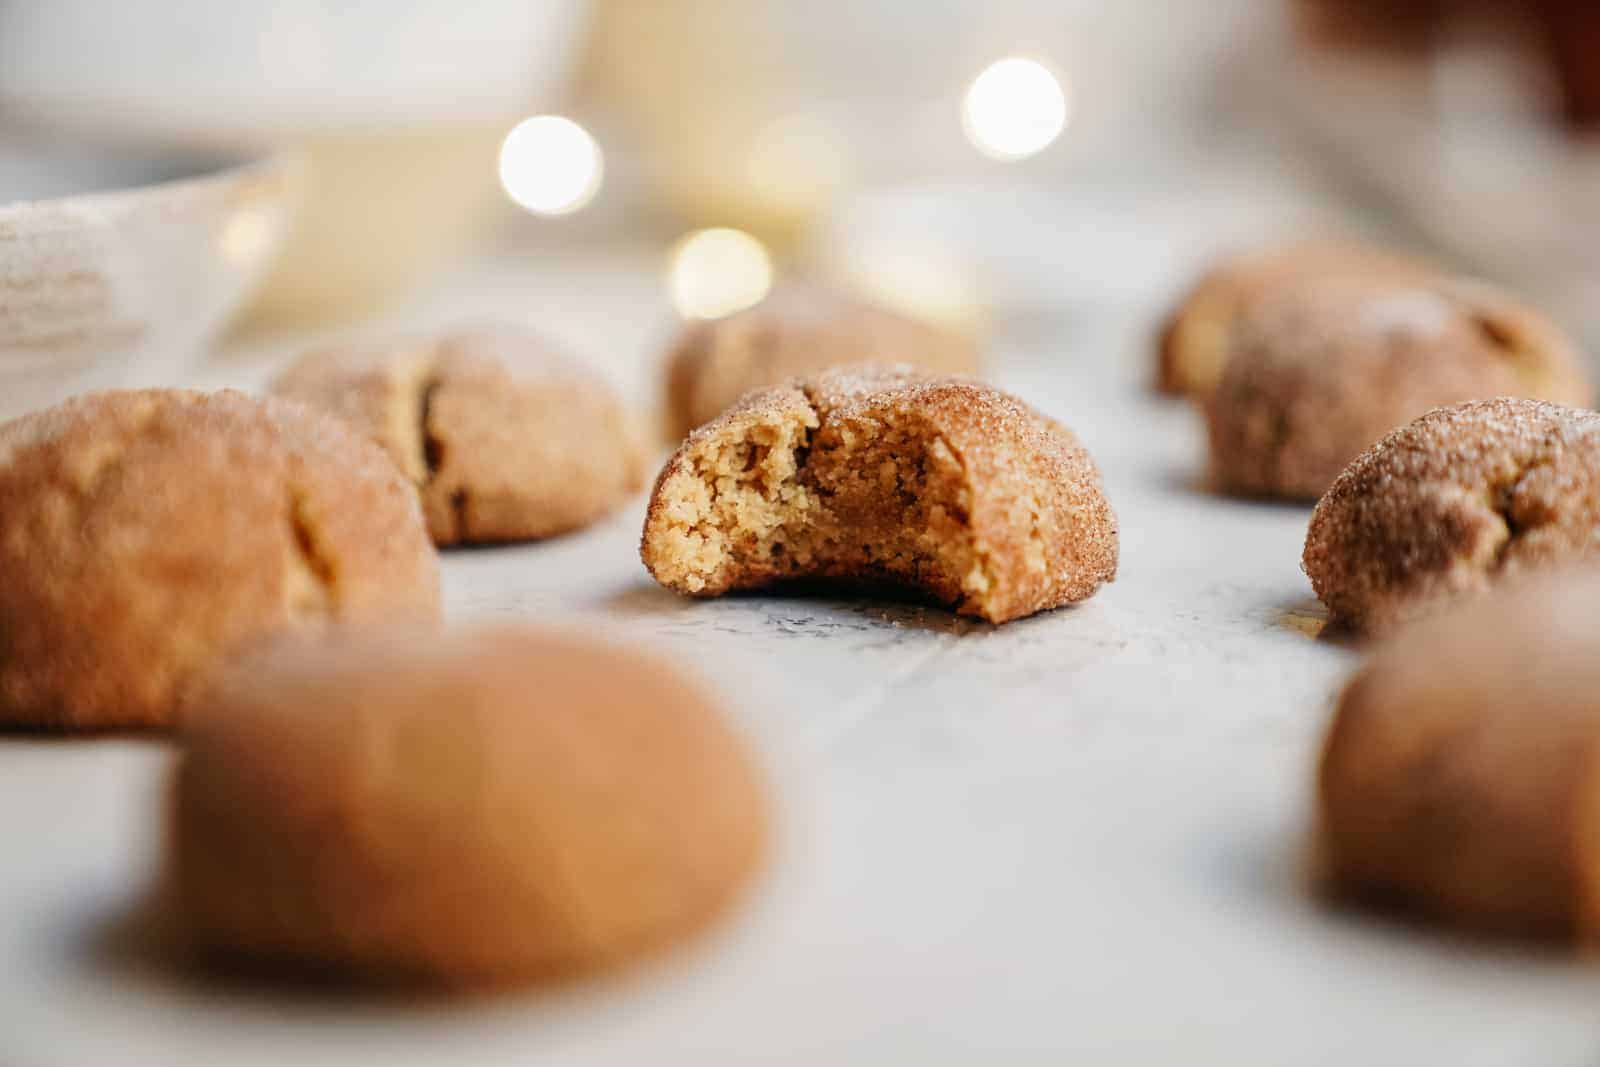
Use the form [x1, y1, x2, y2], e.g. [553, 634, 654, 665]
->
[663, 284, 980, 438]
[1304, 398, 1600, 633]
[641, 365, 1117, 624]
[1157, 238, 1433, 397]
[1207, 277, 1593, 499]
[0, 390, 440, 729]
[1318, 571, 1600, 938]
[172, 624, 768, 987]
[273, 325, 644, 546]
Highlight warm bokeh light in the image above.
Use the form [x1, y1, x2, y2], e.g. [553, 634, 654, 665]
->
[962, 57, 1069, 161]
[668, 228, 774, 319]
[498, 115, 603, 216]
[218, 208, 274, 267]
[743, 114, 848, 217]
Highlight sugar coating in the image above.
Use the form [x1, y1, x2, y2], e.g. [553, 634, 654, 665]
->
[274, 325, 644, 546]
[0, 389, 441, 728]
[1207, 277, 1594, 500]
[1304, 397, 1600, 633]
[663, 284, 980, 437]
[1318, 570, 1600, 937]
[641, 364, 1118, 624]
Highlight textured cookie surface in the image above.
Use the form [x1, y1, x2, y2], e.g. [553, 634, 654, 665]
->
[0, 390, 440, 729]
[1304, 398, 1600, 633]
[664, 284, 980, 437]
[1208, 278, 1594, 500]
[274, 325, 643, 545]
[1318, 571, 1600, 937]
[1157, 238, 1433, 397]
[172, 624, 768, 987]
[642, 365, 1118, 624]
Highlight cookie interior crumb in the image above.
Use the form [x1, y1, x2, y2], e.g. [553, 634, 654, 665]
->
[644, 366, 1115, 622]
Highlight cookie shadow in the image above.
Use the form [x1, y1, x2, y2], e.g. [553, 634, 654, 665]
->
[598, 579, 988, 636]
[1159, 465, 1319, 512]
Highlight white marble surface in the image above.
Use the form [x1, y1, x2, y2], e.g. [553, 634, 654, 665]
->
[4, 247, 1600, 1067]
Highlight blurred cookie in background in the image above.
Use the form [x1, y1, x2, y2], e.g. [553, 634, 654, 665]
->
[1157, 238, 1435, 398]
[1206, 277, 1592, 500]
[274, 325, 644, 547]
[663, 284, 980, 439]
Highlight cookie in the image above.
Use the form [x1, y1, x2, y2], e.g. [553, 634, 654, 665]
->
[171, 624, 768, 987]
[273, 325, 643, 546]
[1207, 277, 1593, 499]
[0, 390, 440, 729]
[1304, 398, 1600, 633]
[1318, 570, 1600, 937]
[663, 284, 980, 438]
[641, 365, 1117, 624]
[1157, 239, 1434, 397]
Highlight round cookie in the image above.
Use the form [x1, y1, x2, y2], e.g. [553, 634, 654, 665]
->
[1318, 570, 1600, 937]
[1207, 277, 1593, 500]
[1304, 397, 1600, 634]
[171, 624, 769, 987]
[1157, 238, 1434, 397]
[0, 390, 440, 730]
[642, 364, 1118, 624]
[273, 325, 644, 546]
[663, 284, 980, 438]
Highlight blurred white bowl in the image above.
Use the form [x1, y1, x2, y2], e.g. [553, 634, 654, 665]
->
[0, 140, 295, 421]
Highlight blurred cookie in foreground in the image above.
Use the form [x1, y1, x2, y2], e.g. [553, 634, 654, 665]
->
[0, 390, 440, 730]
[171, 624, 768, 988]
[1318, 570, 1600, 938]
[274, 325, 644, 546]
[642, 364, 1117, 624]
[663, 283, 980, 438]
[1157, 238, 1434, 397]
[1304, 398, 1600, 634]
[1208, 278, 1593, 500]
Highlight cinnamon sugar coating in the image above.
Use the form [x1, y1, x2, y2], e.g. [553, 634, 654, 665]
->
[274, 325, 644, 546]
[1304, 398, 1600, 633]
[1157, 238, 1434, 397]
[641, 365, 1118, 624]
[663, 284, 980, 437]
[174, 624, 768, 987]
[0, 390, 440, 729]
[1208, 277, 1594, 500]
[1318, 570, 1600, 938]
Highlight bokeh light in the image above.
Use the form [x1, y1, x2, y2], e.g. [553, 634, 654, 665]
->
[498, 115, 604, 216]
[668, 228, 774, 319]
[962, 57, 1069, 161]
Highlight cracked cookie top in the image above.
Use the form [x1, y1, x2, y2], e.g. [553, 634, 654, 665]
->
[0, 389, 440, 728]
[274, 325, 644, 546]
[641, 364, 1117, 624]
[1304, 397, 1600, 633]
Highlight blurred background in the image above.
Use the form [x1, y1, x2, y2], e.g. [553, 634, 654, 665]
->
[1, 0, 1596, 415]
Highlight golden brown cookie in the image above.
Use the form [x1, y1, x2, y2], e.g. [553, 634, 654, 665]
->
[641, 365, 1117, 624]
[1157, 238, 1435, 397]
[1304, 397, 1600, 634]
[0, 390, 440, 730]
[1207, 277, 1593, 500]
[273, 325, 644, 546]
[1318, 570, 1600, 938]
[171, 624, 768, 988]
[663, 284, 980, 438]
